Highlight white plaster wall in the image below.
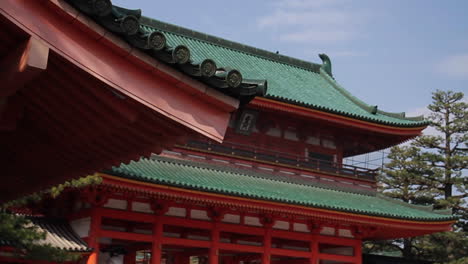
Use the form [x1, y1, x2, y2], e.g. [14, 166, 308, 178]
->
[190, 209, 210, 220]
[244, 216, 261, 226]
[222, 214, 240, 224]
[132, 201, 153, 213]
[293, 223, 309, 233]
[103, 199, 127, 210]
[273, 220, 289, 230]
[284, 130, 299, 141]
[69, 217, 90, 238]
[339, 228, 354, 238]
[320, 227, 335, 236]
[166, 207, 186, 217]
[306, 136, 320, 145]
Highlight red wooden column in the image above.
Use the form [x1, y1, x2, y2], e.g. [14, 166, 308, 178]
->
[152, 202, 168, 264]
[354, 239, 362, 264]
[309, 223, 321, 264]
[309, 234, 319, 264]
[209, 209, 224, 264]
[151, 221, 163, 264]
[261, 217, 274, 264]
[86, 208, 102, 264]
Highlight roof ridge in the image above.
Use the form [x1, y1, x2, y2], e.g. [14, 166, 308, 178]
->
[146, 155, 376, 196]
[319, 68, 428, 123]
[139, 16, 322, 73]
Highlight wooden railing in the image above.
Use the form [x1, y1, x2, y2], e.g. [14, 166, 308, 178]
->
[182, 140, 378, 182]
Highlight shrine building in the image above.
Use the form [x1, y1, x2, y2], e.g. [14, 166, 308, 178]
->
[0, 0, 456, 264]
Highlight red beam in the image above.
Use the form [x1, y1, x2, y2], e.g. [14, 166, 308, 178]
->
[317, 253, 356, 262]
[218, 242, 263, 254]
[0, 36, 48, 98]
[271, 230, 312, 242]
[270, 248, 311, 258]
[162, 237, 211, 248]
[99, 229, 153, 242]
[161, 216, 213, 230]
[219, 223, 265, 236]
[99, 207, 156, 223]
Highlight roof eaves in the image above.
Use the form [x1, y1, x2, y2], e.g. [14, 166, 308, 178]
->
[318, 68, 429, 126]
[108, 157, 456, 222]
[66, 0, 267, 105]
[264, 92, 430, 128]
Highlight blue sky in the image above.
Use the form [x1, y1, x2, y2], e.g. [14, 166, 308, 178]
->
[113, 0, 467, 116]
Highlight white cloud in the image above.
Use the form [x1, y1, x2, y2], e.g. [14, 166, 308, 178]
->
[330, 51, 367, 57]
[256, 0, 367, 46]
[279, 29, 354, 44]
[273, 0, 347, 9]
[257, 10, 352, 29]
[436, 54, 468, 79]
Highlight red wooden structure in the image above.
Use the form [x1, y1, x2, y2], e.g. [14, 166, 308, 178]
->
[0, 0, 241, 201]
[0, 1, 456, 264]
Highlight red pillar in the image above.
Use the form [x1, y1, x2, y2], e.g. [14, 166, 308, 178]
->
[262, 226, 272, 264]
[310, 234, 319, 264]
[209, 221, 220, 264]
[354, 239, 362, 264]
[86, 208, 102, 264]
[151, 218, 164, 264]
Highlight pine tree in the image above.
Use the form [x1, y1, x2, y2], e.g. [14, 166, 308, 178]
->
[414, 90, 467, 218]
[364, 145, 437, 258]
[365, 90, 467, 263]
[411, 90, 468, 263]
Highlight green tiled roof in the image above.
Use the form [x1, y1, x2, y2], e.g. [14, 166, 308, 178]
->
[108, 157, 455, 222]
[66, 1, 267, 105]
[139, 18, 428, 127]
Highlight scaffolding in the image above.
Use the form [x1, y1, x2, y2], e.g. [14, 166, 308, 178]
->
[343, 149, 391, 171]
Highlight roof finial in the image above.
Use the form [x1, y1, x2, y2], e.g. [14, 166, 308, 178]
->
[318, 53, 332, 77]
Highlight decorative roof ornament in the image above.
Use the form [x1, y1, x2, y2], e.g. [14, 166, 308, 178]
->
[319, 53, 333, 78]
[66, 0, 267, 105]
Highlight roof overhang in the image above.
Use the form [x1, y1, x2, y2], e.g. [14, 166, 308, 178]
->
[250, 97, 427, 155]
[0, 0, 239, 201]
[251, 97, 427, 137]
[100, 174, 455, 240]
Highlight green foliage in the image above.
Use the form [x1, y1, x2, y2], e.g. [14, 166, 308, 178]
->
[413, 91, 467, 232]
[0, 174, 102, 261]
[380, 145, 437, 203]
[0, 213, 80, 262]
[368, 90, 467, 263]
[2, 173, 102, 209]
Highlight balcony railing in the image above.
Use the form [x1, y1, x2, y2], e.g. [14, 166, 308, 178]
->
[181, 140, 378, 182]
